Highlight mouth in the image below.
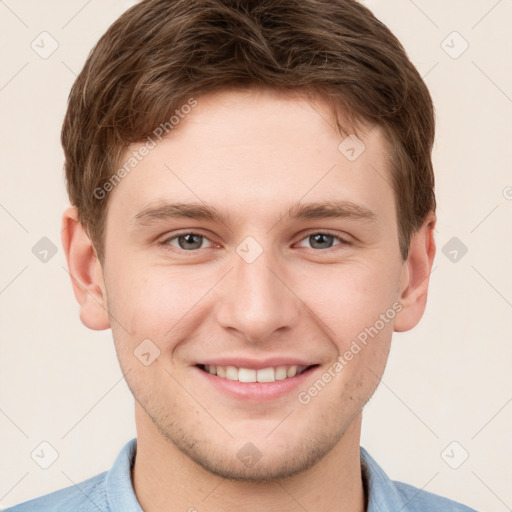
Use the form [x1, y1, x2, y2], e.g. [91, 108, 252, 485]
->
[193, 357, 321, 401]
[197, 363, 318, 383]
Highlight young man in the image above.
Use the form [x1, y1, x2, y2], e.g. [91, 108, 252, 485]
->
[7, 0, 478, 511]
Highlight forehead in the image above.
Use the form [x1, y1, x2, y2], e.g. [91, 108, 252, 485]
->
[107, 88, 395, 230]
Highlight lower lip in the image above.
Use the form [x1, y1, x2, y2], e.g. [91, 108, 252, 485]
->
[194, 365, 318, 401]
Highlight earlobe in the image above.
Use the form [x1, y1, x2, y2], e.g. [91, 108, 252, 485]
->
[394, 212, 437, 333]
[61, 206, 110, 331]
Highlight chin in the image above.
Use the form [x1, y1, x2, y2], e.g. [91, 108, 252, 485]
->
[190, 444, 335, 482]
[154, 417, 345, 482]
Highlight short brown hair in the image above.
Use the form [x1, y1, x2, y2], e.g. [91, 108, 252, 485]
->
[62, 0, 435, 262]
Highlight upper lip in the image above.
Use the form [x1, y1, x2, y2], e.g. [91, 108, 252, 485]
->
[196, 357, 317, 370]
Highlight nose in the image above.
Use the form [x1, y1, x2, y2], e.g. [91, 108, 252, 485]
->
[214, 247, 301, 343]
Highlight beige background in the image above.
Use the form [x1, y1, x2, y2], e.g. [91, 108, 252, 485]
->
[1, 1, 511, 510]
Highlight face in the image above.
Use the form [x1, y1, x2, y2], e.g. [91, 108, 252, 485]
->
[99, 88, 407, 480]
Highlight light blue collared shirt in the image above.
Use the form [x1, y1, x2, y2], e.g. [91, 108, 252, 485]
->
[5, 438, 478, 511]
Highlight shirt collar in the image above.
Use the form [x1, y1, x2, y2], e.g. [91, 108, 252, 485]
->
[105, 438, 143, 512]
[105, 438, 408, 511]
[361, 446, 409, 511]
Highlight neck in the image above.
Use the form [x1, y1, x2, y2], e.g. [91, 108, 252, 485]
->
[132, 410, 366, 512]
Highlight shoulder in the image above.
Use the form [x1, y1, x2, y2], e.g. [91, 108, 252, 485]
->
[393, 480, 478, 512]
[360, 446, 479, 512]
[4, 471, 108, 512]
[5, 438, 139, 512]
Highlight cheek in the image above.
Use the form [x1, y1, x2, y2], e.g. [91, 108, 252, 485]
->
[292, 258, 399, 396]
[104, 251, 237, 386]
[296, 258, 402, 344]
[105, 262, 217, 352]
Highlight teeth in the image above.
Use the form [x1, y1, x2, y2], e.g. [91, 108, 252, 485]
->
[256, 367, 275, 382]
[287, 365, 297, 378]
[275, 366, 288, 380]
[225, 366, 238, 381]
[238, 368, 257, 382]
[202, 364, 309, 382]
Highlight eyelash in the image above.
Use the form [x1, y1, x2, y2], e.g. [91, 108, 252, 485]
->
[158, 230, 353, 254]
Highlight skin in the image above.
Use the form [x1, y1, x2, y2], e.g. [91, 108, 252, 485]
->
[62, 88, 436, 512]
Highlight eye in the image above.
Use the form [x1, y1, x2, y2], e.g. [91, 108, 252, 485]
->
[159, 230, 352, 254]
[296, 231, 352, 250]
[160, 232, 215, 251]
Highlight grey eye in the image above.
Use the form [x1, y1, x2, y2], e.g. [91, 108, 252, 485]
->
[309, 233, 335, 249]
[177, 233, 203, 250]
[296, 230, 351, 251]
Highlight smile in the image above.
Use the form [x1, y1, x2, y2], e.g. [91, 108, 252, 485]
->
[199, 364, 312, 382]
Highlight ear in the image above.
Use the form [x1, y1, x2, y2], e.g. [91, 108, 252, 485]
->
[394, 212, 437, 332]
[61, 206, 110, 330]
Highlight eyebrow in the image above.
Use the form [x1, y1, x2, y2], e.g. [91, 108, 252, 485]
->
[130, 200, 377, 228]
